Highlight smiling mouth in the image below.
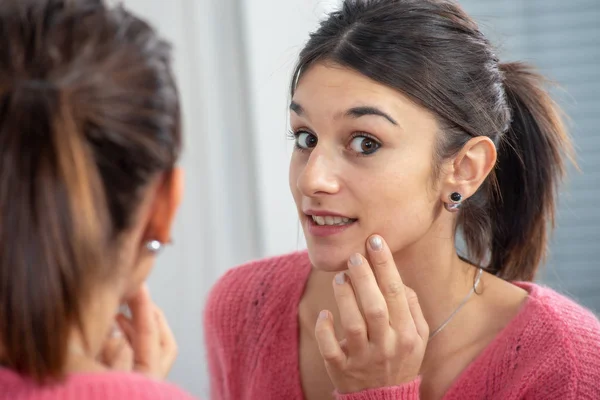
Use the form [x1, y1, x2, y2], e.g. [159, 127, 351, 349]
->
[310, 215, 357, 226]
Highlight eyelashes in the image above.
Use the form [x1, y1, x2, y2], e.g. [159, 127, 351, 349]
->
[348, 133, 381, 155]
[288, 129, 314, 153]
[287, 129, 382, 156]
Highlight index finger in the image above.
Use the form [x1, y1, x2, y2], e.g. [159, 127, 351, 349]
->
[366, 235, 413, 330]
[153, 307, 178, 376]
[128, 285, 156, 329]
[127, 284, 159, 357]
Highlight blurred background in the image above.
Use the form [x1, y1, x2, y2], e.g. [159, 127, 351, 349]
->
[121, 0, 599, 397]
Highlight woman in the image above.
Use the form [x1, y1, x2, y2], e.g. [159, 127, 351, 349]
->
[204, 0, 600, 399]
[0, 0, 195, 398]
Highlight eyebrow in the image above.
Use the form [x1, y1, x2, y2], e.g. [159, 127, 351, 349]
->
[289, 101, 304, 116]
[289, 101, 398, 126]
[345, 106, 398, 126]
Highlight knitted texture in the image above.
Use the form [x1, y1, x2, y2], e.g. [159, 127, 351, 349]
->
[335, 378, 421, 400]
[0, 370, 197, 400]
[204, 251, 600, 400]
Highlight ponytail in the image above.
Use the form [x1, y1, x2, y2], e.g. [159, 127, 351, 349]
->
[489, 62, 573, 281]
[0, 82, 108, 382]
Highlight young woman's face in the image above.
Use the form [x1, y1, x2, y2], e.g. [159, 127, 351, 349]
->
[289, 63, 446, 271]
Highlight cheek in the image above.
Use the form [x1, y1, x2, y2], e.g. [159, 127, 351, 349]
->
[288, 156, 303, 199]
[362, 162, 436, 249]
[120, 259, 153, 301]
[115, 241, 155, 301]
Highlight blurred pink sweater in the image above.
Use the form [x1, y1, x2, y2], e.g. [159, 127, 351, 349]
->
[0, 369, 196, 400]
[204, 251, 600, 400]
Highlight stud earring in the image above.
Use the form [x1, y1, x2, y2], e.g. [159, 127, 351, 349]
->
[145, 240, 163, 254]
[444, 192, 462, 212]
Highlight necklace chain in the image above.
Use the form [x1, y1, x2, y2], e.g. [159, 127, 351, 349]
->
[428, 267, 483, 340]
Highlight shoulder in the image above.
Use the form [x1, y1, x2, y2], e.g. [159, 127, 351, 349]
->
[531, 283, 600, 366]
[512, 283, 600, 397]
[203, 250, 311, 332]
[0, 370, 197, 400]
[77, 373, 197, 399]
[523, 283, 600, 349]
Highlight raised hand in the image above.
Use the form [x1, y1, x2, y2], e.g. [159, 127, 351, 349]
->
[99, 323, 134, 371]
[115, 284, 178, 379]
[315, 235, 429, 394]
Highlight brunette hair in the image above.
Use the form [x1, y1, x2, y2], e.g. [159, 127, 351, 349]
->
[0, 0, 181, 381]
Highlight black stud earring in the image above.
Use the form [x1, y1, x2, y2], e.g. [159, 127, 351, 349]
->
[445, 192, 462, 212]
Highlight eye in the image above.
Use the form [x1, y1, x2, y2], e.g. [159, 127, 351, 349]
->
[296, 131, 318, 149]
[349, 135, 381, 155]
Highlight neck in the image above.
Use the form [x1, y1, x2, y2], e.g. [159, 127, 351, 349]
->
[390, 235, 481, 337]
[0, 285, 124, 376]
[65, 288, 121, 373]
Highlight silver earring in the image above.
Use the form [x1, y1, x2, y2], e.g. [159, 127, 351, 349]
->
[146, 240, 163, 253]
[444, 192, 462, 212]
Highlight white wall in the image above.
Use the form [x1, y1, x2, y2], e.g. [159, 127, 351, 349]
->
[241, 0, 341, 256]
[121, 0, 338, 397]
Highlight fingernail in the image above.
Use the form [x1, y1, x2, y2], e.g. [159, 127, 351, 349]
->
[369, 236, 383, 251]
[318, 310, 328, 320]
[335, 272, 346, 285]
[349, 253, 362, 267]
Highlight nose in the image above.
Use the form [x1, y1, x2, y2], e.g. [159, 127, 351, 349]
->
[296, 148, 340, 197]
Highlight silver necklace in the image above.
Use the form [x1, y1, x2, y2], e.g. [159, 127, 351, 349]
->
[428, 267, 483, 340]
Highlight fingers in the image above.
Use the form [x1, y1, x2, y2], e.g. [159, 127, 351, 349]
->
[315, 236, 428, 394]
[125, 284, 159, 376]
[119, 286, 179, 379]
[128, 284, 157, 340]
[315, 310, 347, 368]
[404, 286, 429, 341]
[366, 235, 413, 331]
[344, 254, 390, 342]
[116, 313, 134, 342]
[101, 326, 133, 371]
[332, 271, 368, 351]
[153, 307, 178, 375]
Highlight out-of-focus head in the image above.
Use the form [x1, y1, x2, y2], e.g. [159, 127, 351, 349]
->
[0, 0, 182, 381]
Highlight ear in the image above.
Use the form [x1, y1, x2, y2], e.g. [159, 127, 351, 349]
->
[441, 136, 497, 201]
[143, 167, 184, 244]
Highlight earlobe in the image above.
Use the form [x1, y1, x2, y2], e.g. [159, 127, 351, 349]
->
[444, 192, 463, 212]
[442, 136, 497, 202]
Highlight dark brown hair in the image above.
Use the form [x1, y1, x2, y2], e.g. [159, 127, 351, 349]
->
[0, 0, 181, 382]
[291, 0, 572, 282]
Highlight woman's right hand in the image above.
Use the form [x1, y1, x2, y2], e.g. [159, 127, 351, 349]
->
[315, 235, 428, 394]
[115, 284, 179, 379]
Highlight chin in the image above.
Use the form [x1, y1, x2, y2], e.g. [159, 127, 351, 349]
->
[305, 241, 365, 272]
[121, 282, 141, 303]
[121, 275, 148, 302]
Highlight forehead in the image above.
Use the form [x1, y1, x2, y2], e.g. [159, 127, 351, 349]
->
[293, 63, 401, 106]
[291, 62, 438, 131]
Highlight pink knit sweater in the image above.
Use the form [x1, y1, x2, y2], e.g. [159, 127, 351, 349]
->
[204, 251, 600, 400]
[0, 369, 197, 400]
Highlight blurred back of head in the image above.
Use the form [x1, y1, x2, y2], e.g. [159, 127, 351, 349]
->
[0, 0, 180, 382]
